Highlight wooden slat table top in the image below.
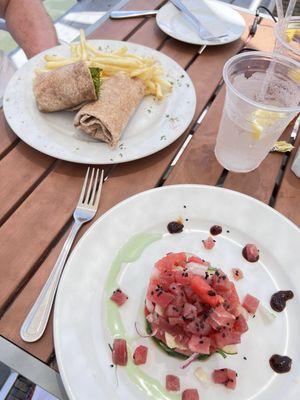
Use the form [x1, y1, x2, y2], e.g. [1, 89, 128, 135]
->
[0, 1, 298, 368]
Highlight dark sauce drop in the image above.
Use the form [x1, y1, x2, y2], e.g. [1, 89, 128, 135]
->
[242, 244, 259, 262]
[269, 354, 292, 373]
[167, 221, 184, 234]
[270, 290, 294, 312]
[210, 225, 222, 236]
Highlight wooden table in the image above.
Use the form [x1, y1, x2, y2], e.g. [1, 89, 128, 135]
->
[0, 0, 299, 393]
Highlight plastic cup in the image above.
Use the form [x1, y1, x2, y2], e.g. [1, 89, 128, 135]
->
[214, 51, 300, 173]
[274, 17, 300, 62]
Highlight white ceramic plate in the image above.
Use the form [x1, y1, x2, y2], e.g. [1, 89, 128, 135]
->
[3, 41, 196, 164]
[156, 0, 246, 46]
[54, 185, 300, 400]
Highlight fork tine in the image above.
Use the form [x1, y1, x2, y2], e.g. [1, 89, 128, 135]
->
[93, 169, 104, 210]
[78, 167, 90, 204]
[90, 168, 100, 205]
[84, 167, 95, 204]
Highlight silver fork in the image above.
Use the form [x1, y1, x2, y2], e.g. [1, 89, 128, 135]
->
[20, 167, 104, 343]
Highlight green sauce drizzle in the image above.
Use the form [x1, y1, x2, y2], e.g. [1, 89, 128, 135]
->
[105, 233, 180, 400]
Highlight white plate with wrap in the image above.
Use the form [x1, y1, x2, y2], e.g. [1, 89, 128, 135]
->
[3, 41, 196, 164]
[54, 185, 300, 400]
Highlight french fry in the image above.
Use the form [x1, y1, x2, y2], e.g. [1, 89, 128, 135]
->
[44, 55, 67, 62]
[41, 29, 172, 100]
[44, 60, 75, 69]
[92, 56, 142, 68]
[35, 68, 50, 74]
[130, 67, 151, 78]
[155, 83, 163, 100]
[70, 44, 77, 59]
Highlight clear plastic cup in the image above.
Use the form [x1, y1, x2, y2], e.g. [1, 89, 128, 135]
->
[274, 17, 300, 62]
[214, 51, 300, 173]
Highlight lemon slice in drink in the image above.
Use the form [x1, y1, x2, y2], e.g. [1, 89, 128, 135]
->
[251, 109, 284, 140]
[289, 69, 300, 84]
[285, 28, 300, 42]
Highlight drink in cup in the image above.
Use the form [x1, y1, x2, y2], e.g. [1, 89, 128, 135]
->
[274, 17, 300, 62]
[215, 51, 300, 173]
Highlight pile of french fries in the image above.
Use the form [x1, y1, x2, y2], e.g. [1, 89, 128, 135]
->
[39, 30, 172, 100]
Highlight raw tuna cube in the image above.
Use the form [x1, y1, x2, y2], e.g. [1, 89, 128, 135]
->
[213, 368, 237, 390]
[192, 299, 204, 314]
[166, 375, 180, 391]
[183, 285, 195, 301]
[243, 294, 259, 314]
[112, 339, 128, 366]
[232, 268, 244, 280]
[166, 304, 181, 317]
[169, 316, 185, 326]
[202, 236, 215, 250]
[234, 314, 248, 333]
[213, 330, 241, 348]
[155, 252, 187, 271]
[183, 303, 197, 320]
[148, 287, 175, 309]
[182, 389, 199, 400]
[110, 289, 128, 307]
[169, 283, 184, 295]
[226, 369, 237, 389]
[211, 271, 231, 293]
[185, 318, 211, 336]
[172, 293, 187, 309]
[133, 345, 148, 365]
[191, 276, 224, 307]
[174, 269, 192, 285]
[212, 368, 227, 384]
[159, 270, 176, 286]
[188, 335, 211, 354]
[187, 255, 209, 265]
[223, 283, 241, 315]
[207, 305, 235, 329]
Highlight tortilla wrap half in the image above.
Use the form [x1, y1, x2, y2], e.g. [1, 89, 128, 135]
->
[34, 61, 97, 112]
[74, 72, 146, 148]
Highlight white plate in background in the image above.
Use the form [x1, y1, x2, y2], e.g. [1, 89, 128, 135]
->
[156, 0, 246, 46]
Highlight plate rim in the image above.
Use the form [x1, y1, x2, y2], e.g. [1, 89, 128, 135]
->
[156, 1, 246, 46]
[54, 184, 300, 400]
[3, 40, 196, 165]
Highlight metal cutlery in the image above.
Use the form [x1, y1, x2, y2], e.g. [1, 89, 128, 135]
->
[170, 0, 227, 41]
[20, 167, 104, 342]
[110, 10, 158, 19]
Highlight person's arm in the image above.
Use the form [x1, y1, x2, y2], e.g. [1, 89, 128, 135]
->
[0, 0, 58, 58]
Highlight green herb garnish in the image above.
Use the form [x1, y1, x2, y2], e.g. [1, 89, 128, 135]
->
[89, 67, 102, 97]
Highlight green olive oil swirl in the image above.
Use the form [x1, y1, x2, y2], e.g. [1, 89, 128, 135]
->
[105, 233, 180, 400]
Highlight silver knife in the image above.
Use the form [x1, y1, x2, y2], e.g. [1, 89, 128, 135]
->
[170, 0, 227, 41]
[110, 10, 158, 19]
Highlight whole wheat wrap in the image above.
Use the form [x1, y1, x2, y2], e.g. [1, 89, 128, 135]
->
[74, 72, 146, 148]
[34, 61, 97, 112]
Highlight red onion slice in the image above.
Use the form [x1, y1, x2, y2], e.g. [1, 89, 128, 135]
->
[135, 322, 158, 338]
[180, 352, 199, 369]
